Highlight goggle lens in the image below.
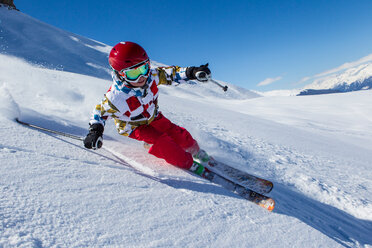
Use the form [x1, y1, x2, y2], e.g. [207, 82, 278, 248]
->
[120, 63, 149, 81]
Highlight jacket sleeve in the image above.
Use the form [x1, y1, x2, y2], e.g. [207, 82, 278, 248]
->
[156, 66, 189, 86]
[89, 96, 119, 127]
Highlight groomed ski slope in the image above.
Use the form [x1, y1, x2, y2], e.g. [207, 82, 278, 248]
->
[1, 7, 372, 248]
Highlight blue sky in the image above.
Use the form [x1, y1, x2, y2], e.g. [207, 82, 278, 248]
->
[15, 0, 372, 91]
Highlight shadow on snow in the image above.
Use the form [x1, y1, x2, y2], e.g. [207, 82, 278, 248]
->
[273, 183, 372, 247]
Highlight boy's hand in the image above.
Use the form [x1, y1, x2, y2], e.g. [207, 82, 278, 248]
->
[186, 63, 211, 82]
[84, 124, 104, 149]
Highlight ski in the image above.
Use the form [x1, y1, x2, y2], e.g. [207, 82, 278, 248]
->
[146, 144, 274, 194]
[195, 155, 273, 194]
[196, 167, 275, 211]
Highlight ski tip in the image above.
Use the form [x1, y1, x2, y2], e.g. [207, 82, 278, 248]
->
[15, 117, 25, 125]
[259, 198, 275, 212]
[267, 182, 274, 193]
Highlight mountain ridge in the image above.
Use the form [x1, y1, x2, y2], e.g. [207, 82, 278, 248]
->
[299, 62, 372, 95]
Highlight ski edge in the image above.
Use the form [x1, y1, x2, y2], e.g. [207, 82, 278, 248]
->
[200, 169, 275, 212]
[196, 156, 274, 194]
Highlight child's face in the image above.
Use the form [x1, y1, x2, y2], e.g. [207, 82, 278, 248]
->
[128, 76, 147, 88]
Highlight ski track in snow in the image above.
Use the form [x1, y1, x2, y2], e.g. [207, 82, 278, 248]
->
[160, 98, 372, 247]
[162, 93, 372, 219]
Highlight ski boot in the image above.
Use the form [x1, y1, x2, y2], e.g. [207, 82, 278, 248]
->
[193, 149, 210, 163]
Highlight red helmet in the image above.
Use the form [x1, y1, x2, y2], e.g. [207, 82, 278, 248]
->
[109, 42, 149, 71]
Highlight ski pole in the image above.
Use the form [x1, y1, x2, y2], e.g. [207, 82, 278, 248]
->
[208, 78, 228, 92]
[195, 71, 228, 92]
[15, 118, 84, 141]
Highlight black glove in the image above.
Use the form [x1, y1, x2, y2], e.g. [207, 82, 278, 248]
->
[84, 123, 104, 149]
[186, 63, 211, 82]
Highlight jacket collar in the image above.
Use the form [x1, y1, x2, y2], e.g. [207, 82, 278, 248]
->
[112, 72, 148, 97]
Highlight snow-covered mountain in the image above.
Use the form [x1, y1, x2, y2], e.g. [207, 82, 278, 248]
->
[299, 62, 372, 95]
[0, 5, 112, 80]
[1, 6, 372, 248]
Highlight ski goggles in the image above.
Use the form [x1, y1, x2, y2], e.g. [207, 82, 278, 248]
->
[118, 59, 150, 83]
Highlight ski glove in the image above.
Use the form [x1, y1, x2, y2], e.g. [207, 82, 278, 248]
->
[84, 123, 104, 149]
[186, 63, 211, 82]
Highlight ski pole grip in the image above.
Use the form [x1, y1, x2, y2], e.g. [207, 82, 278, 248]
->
[195, 71, 209, 82]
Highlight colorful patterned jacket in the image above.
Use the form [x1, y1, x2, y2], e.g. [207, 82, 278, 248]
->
[89, 66, 190, 136]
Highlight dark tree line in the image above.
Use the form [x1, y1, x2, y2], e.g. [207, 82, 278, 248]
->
[0, 0, 18, 10]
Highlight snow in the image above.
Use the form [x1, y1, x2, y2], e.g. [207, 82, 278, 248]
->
[0, 7, 111, 80]
[0, 84, 20, 121]
[1, 7, 372, 247]
[256, 89, 301, 97]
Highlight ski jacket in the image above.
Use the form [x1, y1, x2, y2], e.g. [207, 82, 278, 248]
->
[89, 65, 190, 136]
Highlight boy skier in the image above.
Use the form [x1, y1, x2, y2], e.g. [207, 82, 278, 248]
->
[84, 41, 210, 173]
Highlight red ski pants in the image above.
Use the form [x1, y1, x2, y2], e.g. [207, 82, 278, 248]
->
[129, 113, 199, 169]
